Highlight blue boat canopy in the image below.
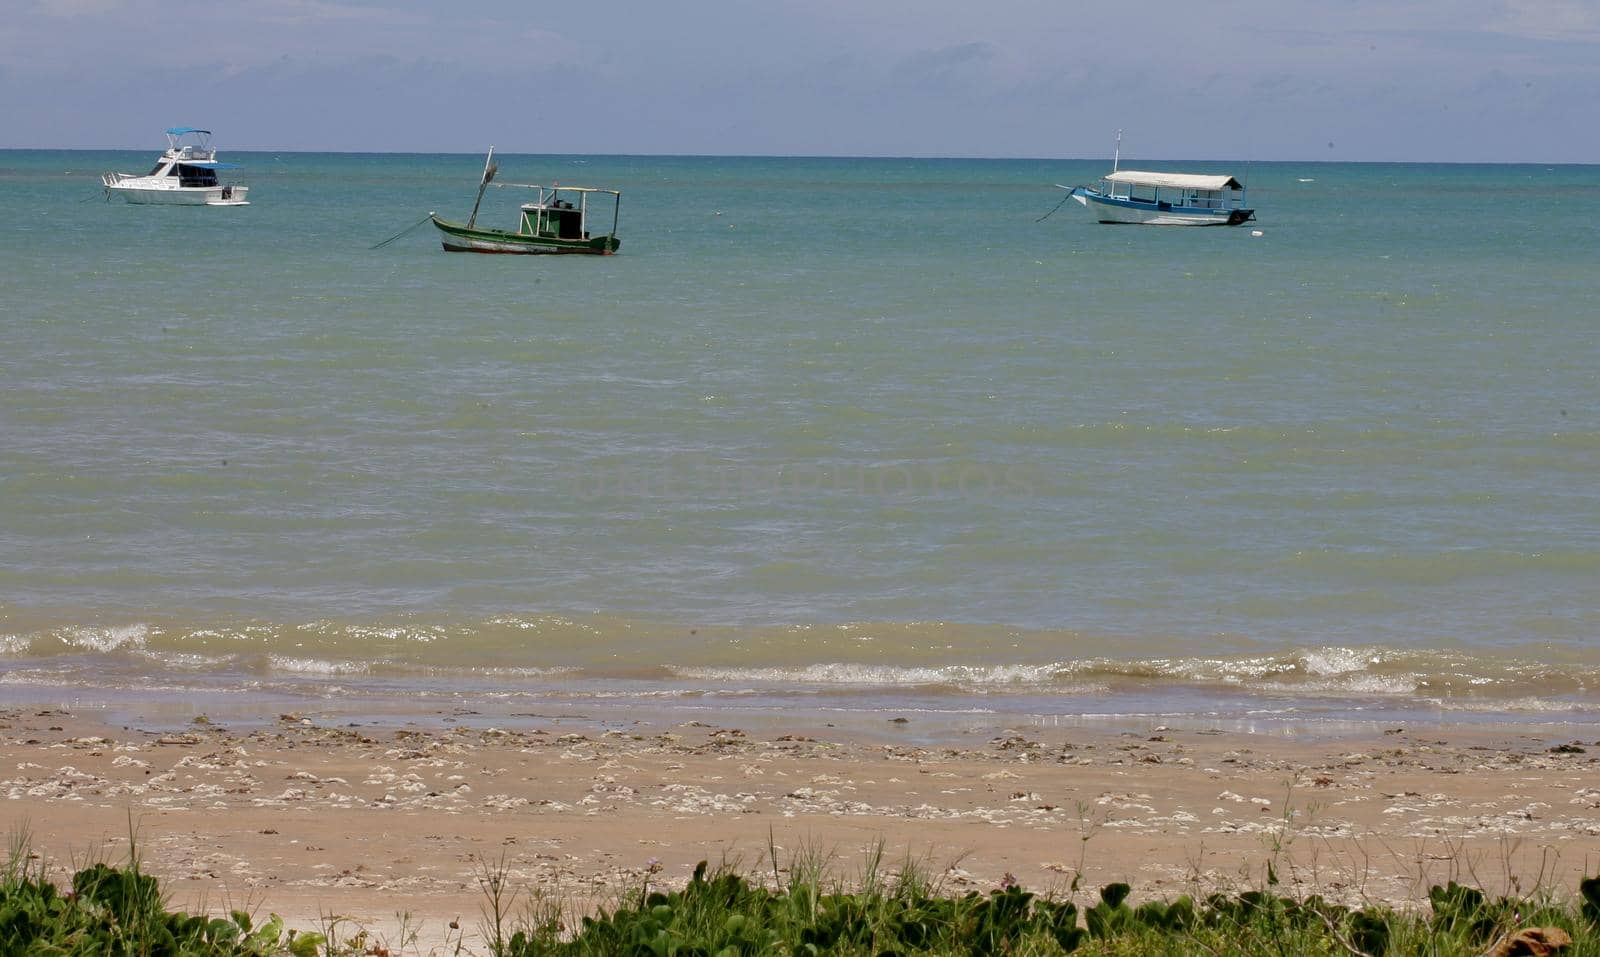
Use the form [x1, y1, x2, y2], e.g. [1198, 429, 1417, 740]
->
[165, 127, 212, 136]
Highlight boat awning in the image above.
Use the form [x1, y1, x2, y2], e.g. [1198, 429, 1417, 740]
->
[166, 127, 212, 136]
[1105, 170, 1243, 191]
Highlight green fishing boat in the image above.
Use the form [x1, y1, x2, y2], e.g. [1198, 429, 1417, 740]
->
[429, 148, 621, 255]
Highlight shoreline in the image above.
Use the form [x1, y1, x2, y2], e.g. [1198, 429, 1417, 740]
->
[7, 654, 1600, 749]
[6, 706, 1600, 952]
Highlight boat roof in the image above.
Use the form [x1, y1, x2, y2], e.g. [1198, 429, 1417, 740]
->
[1105, 170, 1243, 190]
[166, 127, 212, 136]
[496, 182, 620, 196]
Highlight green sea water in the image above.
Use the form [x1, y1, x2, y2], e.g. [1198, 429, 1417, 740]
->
[2, 150, 1598, 731]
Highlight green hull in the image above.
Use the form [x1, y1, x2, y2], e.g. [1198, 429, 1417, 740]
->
[429, 215, 620, 255]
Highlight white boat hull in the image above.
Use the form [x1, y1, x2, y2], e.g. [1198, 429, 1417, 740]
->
[1070, 187, 1250, 226]
[105, 182, 249, 206]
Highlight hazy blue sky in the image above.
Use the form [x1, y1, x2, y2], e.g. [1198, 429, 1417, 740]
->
[4, 0, 1597, 161]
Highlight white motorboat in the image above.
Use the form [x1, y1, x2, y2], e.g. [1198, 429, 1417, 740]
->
[102, 128, 250, 206]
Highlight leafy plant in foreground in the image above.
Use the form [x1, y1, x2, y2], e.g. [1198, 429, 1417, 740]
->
[3, 855, 323, 957]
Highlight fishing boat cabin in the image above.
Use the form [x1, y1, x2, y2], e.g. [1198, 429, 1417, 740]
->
[522, 194, 588, 241]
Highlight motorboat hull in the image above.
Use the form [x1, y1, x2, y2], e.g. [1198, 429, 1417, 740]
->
[1071, 188, 1251, 226]
[104, 182, 250, 206]
[430, 215, 620, 254]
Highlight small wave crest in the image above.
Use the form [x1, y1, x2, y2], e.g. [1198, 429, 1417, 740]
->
[61, 623, 152, 653]
[4, 614, 1598, 714]
[673, 661, 1088, 691]
[675, 645, 1600, 711]
[0, 623, 155, 656]
[264, 655, 374, 677]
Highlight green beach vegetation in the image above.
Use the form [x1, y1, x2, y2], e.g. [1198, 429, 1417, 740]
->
[6, 833, 1599, 956]
[1, 829, 325, 957]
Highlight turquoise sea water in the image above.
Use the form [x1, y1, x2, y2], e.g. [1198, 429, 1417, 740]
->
[2, 150, 1598, 732]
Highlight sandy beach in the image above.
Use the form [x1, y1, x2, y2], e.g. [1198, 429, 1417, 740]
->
[6, 705, 1599, 951]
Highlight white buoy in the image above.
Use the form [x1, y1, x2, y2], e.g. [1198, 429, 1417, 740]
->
[1251, 230, 1264, 237]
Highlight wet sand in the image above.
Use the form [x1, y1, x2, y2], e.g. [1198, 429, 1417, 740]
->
[5, 707, 1599, 952]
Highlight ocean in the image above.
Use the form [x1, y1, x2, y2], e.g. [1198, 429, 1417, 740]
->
[2, 150, 1597, 736]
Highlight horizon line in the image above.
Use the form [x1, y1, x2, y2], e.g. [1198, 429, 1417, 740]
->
[4, 146, 1595, 167]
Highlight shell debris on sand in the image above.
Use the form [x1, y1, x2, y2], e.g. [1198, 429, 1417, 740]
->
[5, 708, 1600, 936]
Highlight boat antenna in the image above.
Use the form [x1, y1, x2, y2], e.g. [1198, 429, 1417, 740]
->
[1113, 129, 1123, 173]
[466, 146, 498, 228]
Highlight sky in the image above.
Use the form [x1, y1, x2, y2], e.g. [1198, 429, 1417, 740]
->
[3, 0, 1598, 162]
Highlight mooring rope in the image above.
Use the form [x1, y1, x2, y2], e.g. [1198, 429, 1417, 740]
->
[370, 214, 434, 250]
[1035, 188, 1077, 223]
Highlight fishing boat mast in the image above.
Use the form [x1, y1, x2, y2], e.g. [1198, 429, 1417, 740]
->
[466, 147, 498, 228]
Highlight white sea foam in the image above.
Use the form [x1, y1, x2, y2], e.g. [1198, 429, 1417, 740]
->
[143, 651, 233, 672]
[59, 624, 151, 653]
[674, 662, 1085, 689]
[1299, 647, 1377, 676]
[1260, 674, 1420, 697]
[265, 655, 373, 676]
[450, 665, 582, 678]
[484, 614, 601, 634]
[1430, 696, 1592, 713]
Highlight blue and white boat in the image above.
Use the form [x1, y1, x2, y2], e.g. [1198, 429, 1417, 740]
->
[1061, 132, 1252, 226]
[102, 128, 250, 206]
[1066, 170, 1254, 226]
